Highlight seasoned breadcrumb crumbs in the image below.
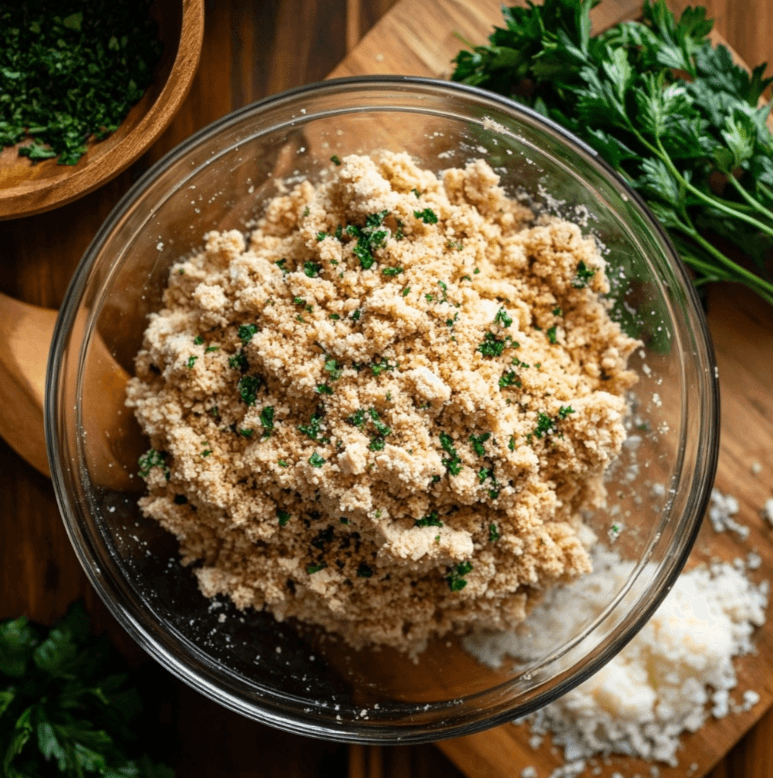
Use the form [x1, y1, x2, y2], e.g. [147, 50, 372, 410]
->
[126, 152, 638, 652]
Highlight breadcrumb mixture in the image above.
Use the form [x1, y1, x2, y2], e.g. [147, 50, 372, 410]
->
[126, 153, 638, 652]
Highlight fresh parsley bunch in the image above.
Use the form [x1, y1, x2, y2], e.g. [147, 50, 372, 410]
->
[452, 0, 773, 306]
[0, 603, 173, 778]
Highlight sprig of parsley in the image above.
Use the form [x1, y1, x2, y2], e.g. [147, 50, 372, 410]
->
[0, 603, 173, 778]
[452, 0, 773, 306]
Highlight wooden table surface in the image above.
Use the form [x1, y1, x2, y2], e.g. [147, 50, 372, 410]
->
[1, 0, 772, 776]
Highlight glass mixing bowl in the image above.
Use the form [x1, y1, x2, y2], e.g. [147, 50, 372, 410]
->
[46, 77, 718, 743]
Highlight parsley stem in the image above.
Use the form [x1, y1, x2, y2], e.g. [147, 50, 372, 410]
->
[653, 136, 773, 239]
[686, 229, 773, 299]
[723, 172, 773, 227]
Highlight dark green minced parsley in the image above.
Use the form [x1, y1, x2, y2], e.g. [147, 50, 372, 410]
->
[0, 602, 174, 778]
[415, 511, 443, 528]
[527, 406, 575, 443]
[186, 355, 197, 369]
[304, 261, 321, 278]
[382, 266, 404, 276]
[413, 208, 438, 224]
[493, 307, 513, 328]
[477, 331, 512, 358]
[277, 508, 291, 526]
[469, 432, 491, 456]
[489, 523, 501, 542]
[306, 562, 327, 574]
[439, 432, 463, 475]
[138, 448, 169, 480]
[308, 452, 326, 468]
[446, 561, 473, 592]
[573, 261, 596, 289]
[0, 1, 163, 165]
[345, 210, 390, 270]
[237, 374, 262, 406]
[238, 323, 258, 343]
[229, 350, 248, 372]
[499, 371, 522, 388]
[330, 154, 342, 165]
[260, 406, 275, 436]
[193, 335, 204, 345]
[547, 325, 558, 344]
[298, 409, 328, 443]
[324, 358, 343, 380]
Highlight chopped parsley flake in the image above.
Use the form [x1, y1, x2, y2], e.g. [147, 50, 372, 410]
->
[415, 512, 443, 528]
[330, 154, 342, 165]
[278, 459, 289, 467]
[489, 523, 501, 542]
[316, 232, 328, 242]
[553, 306, 563, 316]
[558, 405, 575, 418]
[238, 323, 258, 343]
[346, 409, 367, 429]
[303, 206, 310, 217]
[298, 410, 328, 443]
[193, 335, 204, 345]
[547, 325, 558, 344]
[328, 313, 341, 320]
[411, 188, 422, 198]
[304, 261, 321, 278]
[401, 287, 411, 297]
[205, 345, 220, 353]
[439, 432, 463, 476]
[229, 350, 248, 372]
[277, 509, 291, 526]
[350, 309, 362, 322]
[493, 307, 513, 328]
[306, 562, 327, 574]
[346, 210, 389, 270]
[238, 428, 254, 438]
[186, 355, 197, 369]
[260, 406, 275, 434]
[275, 258, 288, 272]
[324, 358, 343, 380]
[573, 260, 596, 288]
[469, 433, 491, 456]
[237, 374, 262, 406]
[308, 452, 326, 468]
[414, 208, 438, 224]
[138, 448, 169, 480]
[499, 371, 522, 388]
[446, 561, 473, 592]
[446, 240, 464, 250]
[477, 332, 511, 358]
[382, 266, 404, 276]
[316, 383, 334, 395]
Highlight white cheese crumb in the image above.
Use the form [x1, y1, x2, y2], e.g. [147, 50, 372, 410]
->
[707, 488, 749, 540]
[521, 767, 538, 778]
[464, 548, 767, 770]
[762, 498, 773, 527]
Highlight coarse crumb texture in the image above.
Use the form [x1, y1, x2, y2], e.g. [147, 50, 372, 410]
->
[126, 152, 638, 652]
[464, 550, 769, 771]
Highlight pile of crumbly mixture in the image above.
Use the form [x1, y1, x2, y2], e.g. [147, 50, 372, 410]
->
[126, 152, 638, 652]
[464, 550, 768, 774]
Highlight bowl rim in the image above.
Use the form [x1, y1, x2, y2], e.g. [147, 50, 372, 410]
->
[0, 0, 205, 221]
[45, 74, 720, 744]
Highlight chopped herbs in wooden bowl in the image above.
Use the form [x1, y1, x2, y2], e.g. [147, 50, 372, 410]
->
[0, 0, 204, 219]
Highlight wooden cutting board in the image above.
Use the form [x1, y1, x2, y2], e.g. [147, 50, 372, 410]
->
[333, 2, 773, 777]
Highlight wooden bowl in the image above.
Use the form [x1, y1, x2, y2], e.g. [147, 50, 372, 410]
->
[0, 0, 205, 220]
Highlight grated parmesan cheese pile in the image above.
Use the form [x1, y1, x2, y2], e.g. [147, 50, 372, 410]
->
[464, 548, 768, 773]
